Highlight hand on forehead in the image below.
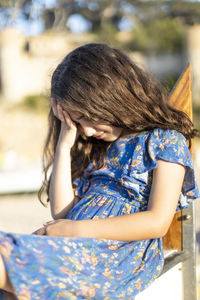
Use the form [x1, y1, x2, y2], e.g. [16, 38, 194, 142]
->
[51, 98, 83, 122]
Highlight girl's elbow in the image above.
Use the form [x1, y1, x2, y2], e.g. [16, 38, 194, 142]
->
[51, 209, 62, 220]
[52, 214, 59, 220]
[51, 211, 58, 220]
[150, 218, 171, 238]
[51, 207, 69, 220]
[155, 228, 168, 238]
[149, 211, 173, 238]
[154, 222, 170, 238]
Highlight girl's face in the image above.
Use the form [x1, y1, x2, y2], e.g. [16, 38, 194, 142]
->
[68, 110, 123, 142]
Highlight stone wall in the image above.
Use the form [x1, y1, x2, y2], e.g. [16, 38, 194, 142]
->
[0, 27, 200, 104]
[187, 25, 200, 104]
[0, 28, 94, 102]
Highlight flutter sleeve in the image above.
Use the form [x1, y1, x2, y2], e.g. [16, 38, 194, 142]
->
[147, 128, 200, 210]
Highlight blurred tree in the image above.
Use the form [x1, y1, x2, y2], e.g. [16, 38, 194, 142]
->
[1, 0, 200, 31]
[1, 0, 200, 52]
[0, 0, 36, 27]
[127, 17, 185, 53]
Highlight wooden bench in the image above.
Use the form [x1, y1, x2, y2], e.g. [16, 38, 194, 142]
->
[163, 64, 196, 300]
[137, 64, 197, 300]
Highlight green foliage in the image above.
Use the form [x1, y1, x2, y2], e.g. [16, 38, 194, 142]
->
[2, 0, 200, 33]
[161, 73, 179, 93]
[94, 22, 119, 45]
[128, 18, 185, 53]
[0, 0, 12, 7]
[19, 94, 50, 113]
[193, 104, 200, 131]
[1, 1, 200, 56]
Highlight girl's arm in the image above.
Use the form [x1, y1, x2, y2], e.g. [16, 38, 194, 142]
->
[49, 100, 77, 219]
[41, 159, 185, 241]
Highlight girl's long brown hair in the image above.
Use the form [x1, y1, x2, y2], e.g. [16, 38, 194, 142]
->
[38, 43, 198, 205]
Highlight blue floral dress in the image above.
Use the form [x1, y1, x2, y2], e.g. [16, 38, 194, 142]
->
[0, 129, 199, 300]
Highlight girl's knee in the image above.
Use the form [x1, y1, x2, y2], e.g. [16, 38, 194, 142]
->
[0, 255, 14, 294]
[0, 254, 7, 287]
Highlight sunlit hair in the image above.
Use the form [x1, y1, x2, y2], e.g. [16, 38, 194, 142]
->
[38, 43, 198, 205]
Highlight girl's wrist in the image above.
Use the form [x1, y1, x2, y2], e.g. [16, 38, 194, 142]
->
[72, 220, 100, 239]
[72, 220, 87, 238]
[55, 143, 71, 155]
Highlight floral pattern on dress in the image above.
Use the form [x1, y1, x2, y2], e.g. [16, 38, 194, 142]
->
[0, 129, 199, 299]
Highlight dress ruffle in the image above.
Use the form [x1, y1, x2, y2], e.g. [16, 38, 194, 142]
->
[147, 129, 199, 210]
[74, 129, 200, 211]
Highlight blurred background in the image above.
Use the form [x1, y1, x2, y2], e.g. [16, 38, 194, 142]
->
[0, 0, 200, 297]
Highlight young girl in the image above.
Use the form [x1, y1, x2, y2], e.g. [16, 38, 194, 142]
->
[0, 43, 199, 299]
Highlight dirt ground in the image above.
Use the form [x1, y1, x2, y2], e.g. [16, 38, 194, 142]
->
[0, 193, 51, 233]
[0, 103, 47, 167]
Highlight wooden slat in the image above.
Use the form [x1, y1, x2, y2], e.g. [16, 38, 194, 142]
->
[169, 64, 192, 120]
[163, 64, 193, 250]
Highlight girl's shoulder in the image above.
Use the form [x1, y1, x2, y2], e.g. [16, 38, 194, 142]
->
[115, 128, 199, 210]
[121, 128, 187, 143]
[146, 128, 187, 144]
[115, 128, 187, 154]
[111, 128, 191, 170]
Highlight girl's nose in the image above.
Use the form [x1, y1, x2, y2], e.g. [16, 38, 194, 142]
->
[82, 125, 96, 137]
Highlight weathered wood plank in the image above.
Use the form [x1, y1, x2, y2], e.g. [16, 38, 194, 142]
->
[163, 64, 192, 250]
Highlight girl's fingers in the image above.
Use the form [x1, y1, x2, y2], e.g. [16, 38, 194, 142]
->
[62, 110, 72, 124]
[32, 227, 46, 235]
[57, 104, 68, 123]
[51, 98, 58, 118]
[51, 100, 77, 131]
[62, 110, 77, 129]
[43, 220, 55, 226]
